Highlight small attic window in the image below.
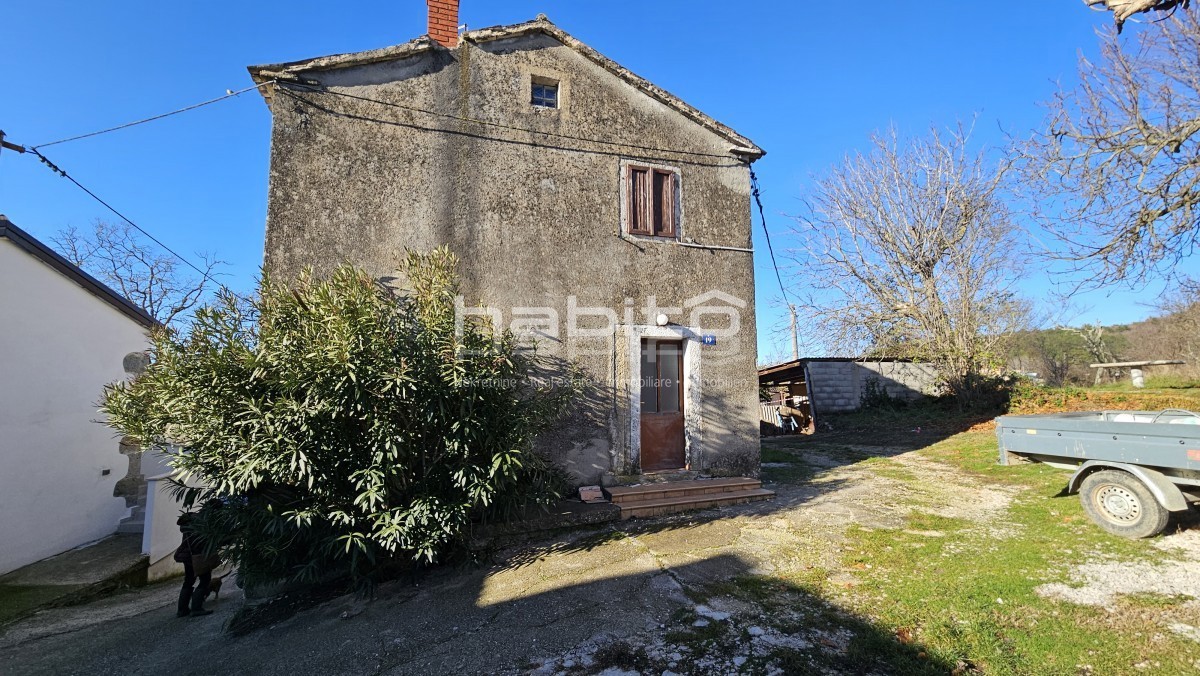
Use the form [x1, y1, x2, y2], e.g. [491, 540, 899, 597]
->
[531, 77, 559, 109]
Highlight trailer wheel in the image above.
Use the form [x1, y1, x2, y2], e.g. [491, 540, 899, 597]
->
[1079, 470, 1169, 538]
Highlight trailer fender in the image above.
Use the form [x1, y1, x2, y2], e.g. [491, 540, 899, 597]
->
[1067, 461, 1190, 512]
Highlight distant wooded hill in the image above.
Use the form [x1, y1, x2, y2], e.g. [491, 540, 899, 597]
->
[1008, 298, 1200, 386]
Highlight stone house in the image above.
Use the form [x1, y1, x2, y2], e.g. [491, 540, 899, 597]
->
[0, 216, 155, 574]
[247, 4, 765, 485]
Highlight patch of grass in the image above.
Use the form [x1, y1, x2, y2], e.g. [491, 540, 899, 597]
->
[662, 610, 728, 647]
[707, 574, 794, 605]
[760, 447, 798, 464]
[592, 639, 652, 672]
[807, 403, 996, 449]
[1091, 374, 1200, 391]
[758, 444, 839, 484]
[1009, 382, 1200, 414]
[694, 574, 954, 674]
[1145, 375, 1200, 390]
[857, 457, 920, 483]
[760, 462, 819, 485]
[1123, 592, 1193, 608]
[0, 584, 85, 624]
[919, 430, 1064, 486]
[814, 429, 1200, 674]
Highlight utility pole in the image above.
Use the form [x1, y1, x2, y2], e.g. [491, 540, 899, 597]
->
[789, 304, 799, 361]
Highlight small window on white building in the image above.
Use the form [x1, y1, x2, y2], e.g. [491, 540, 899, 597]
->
[531, 77, 559, 109]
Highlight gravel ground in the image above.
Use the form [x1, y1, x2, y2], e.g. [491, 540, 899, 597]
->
[4, 441, 1150, 675]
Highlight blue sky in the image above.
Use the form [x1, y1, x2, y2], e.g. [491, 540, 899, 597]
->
[2, 1, 1193, 363]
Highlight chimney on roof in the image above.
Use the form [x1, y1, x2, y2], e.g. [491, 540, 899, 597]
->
[427, 0, 460, 48]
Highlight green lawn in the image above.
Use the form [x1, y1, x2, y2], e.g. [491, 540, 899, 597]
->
[754, 421, 1200, 675]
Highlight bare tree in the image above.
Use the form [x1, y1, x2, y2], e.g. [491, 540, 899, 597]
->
[1068, 323, 1122, 383]
[53, 220, 222, 326]
[1025, 329, 1089, 387]
[1144, 277, 1200, 373]
[1018, 11, 1200, 286]
[1085, 0, 1192, 32]
[790, 126, 1030, 405]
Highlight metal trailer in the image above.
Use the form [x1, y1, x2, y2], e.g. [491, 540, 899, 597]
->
[996, 410, 1200, 538]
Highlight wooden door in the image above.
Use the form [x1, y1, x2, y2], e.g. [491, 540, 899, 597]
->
[640, 339, 686, 471]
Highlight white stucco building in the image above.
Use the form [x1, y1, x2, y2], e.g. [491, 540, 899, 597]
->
[0, 215, 155, 575]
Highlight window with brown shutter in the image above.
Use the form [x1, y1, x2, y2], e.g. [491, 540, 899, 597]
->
[626, 164, 678, 238]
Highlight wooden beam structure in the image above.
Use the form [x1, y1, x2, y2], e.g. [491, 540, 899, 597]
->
[1090, 359, 1186, 388]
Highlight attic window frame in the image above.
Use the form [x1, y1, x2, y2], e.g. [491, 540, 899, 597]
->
[531, 76, 559, 109]
[623, 162, 681, 240]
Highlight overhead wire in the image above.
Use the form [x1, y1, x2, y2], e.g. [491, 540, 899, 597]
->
[28, 147, 230, 294]
[31, 80, 278, 149]
[282, 80, 744, 161]
[6, 82, 279, 299]
[12, 76, 769, 305]
[750, 167, 801, 359]
[750, 167, 793, 308]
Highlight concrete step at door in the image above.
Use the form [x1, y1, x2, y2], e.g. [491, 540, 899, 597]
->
[604, 477, 761, 504]
[615, 487, 775, 520]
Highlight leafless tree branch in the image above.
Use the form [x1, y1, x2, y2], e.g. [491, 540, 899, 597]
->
[789, 125, 1030, 404]
[1017, 11, 1200, 288]
[51, 219, 224, 326]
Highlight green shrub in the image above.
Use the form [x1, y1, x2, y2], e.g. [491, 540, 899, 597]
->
[102, 248, 578, 588]
[859, 377, 907, 411]
[1007, 379, 1200, 414]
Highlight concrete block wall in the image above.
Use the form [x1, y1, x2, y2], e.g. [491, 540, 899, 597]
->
[860, 361, 938, 402]
[806, 360, 938, 414]
[806, 361, 862, 413]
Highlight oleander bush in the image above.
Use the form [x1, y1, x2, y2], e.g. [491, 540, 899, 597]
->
[102, 247, 577, 588]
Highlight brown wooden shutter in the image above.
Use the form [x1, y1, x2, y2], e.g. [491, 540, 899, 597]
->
[629, 167, 651, 235]
[653, 170, 675, 237]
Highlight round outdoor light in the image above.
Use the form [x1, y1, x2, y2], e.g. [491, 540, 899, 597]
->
[656, 313, 669, 326]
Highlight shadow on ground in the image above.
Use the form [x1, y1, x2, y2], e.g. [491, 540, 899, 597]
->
[0, 405, 999, 675]
[762, 406, 998, 475]
[0, 532, 956, 675]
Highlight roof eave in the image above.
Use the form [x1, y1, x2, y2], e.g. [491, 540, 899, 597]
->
[246, 36, 440, 105]
[0, 215, 159, 329]
[245, 17, 764, 157]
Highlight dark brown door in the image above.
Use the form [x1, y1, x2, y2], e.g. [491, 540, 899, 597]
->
[640, 339, 686, 471]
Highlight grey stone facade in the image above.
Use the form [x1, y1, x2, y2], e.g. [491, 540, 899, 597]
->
[248, 17, 764, 484]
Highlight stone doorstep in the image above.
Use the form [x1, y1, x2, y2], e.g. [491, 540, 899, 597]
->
[604, 477, 761, 504]
[603, 477, 776, 520]
[616, 488, 776, 520]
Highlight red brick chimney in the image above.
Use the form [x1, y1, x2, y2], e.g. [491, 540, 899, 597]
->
[427, 0, 460, 48]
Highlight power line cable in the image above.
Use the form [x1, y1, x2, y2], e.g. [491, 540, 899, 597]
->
[283, 81, 744, 161]
[750, 167, 800, 359]
[28, 147, 228, 292]
[32, 80, 278, 149]
[750, 168, 792, 307]
[13, 75, 757, 302]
